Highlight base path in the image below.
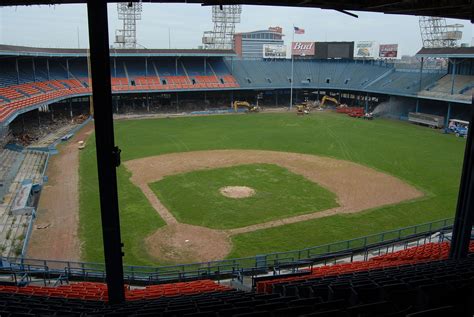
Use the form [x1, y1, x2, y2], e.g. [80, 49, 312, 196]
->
[27, 122, 94, 262]
[125, 150, 423, 262]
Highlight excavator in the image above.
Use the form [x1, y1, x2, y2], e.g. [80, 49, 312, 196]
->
[295, 101, 313, 115]
[319, 96, 340, 108]
[233, 101, 261, 113]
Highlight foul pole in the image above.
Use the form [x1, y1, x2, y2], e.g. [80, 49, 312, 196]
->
[289, 26, 295, 110]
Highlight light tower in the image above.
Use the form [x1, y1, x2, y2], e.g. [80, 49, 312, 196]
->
[419, 17, 463, 48]
[115, 2, 143, 49]
[202, 5, 242, 50]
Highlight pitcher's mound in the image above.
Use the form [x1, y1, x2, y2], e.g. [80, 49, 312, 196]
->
[219, 186, 255, 199]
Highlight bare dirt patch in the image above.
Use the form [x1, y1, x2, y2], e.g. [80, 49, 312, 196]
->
[27, 122, 94, 262]
[219, 186, 255, 199]
[125, 150, 423, 262]
[145, 223, 231, 263]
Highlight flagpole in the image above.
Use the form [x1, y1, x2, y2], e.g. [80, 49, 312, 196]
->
[290, 25, 295, 110]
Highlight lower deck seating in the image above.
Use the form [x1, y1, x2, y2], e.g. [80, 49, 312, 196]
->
[257, 242, 466, 294]
[0, 280, 230, 302]
[0, 255, 473, 316]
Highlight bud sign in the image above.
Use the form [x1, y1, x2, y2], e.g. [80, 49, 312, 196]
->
[292, 42, 315, 56]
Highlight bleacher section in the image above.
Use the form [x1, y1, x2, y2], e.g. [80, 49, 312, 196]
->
[367, 71, 444, 94]
[0, 149, 48, 258]
[0, 243, 472, 315]
[419, 74, 474, 102]
[227, 59, 446, 95]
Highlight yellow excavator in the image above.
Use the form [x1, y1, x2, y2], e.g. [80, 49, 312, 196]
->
[295, 100, 316, 115]
[319, 96, 340, 108]
[233, 101, 261, 113]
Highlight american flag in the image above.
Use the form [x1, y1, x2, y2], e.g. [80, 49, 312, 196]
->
[294, 26, 305, 34]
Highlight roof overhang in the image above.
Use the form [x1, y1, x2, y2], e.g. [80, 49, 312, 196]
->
[416, 47, 474, 59]
[0, 45, 237, 58]
[1, 0, 472, 21]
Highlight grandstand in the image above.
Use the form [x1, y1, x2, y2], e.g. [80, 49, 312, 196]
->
[0, 45, 472, 126]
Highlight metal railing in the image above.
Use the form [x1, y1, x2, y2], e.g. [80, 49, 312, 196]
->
[2, 217, 454, 285]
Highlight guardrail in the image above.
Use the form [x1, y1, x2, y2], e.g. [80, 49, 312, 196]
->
[3, 217, 454, 285]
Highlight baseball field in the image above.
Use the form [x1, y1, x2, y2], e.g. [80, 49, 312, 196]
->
[78, 111, 466, 266]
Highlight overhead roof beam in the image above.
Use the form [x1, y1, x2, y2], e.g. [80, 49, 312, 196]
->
[1, 0, 472, 21]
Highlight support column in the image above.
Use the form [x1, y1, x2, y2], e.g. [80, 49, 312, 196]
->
[275, 91, 278, 107]
[46, 59, 50, 81]
[66, 59, 70, 79]
[365, 93, 369, 113]
[69, 99, 73, 120]
[415, 99, 419, 113]
[450, 101, 474, 259]
[15, 59, 20, 85]
[446, 103, 451, 127]
[418, 57, 424, 92]
[145, 58, 148, 78]
[147, 93, 150, 112]
[451, 62, 457, 95]
[176, 93, 179, 112]
[32, 59, 36, 82]
[86, 0, 125, 305]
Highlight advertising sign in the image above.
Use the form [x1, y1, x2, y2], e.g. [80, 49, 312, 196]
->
[263, 44, 287, 59]
[292, 42, 315, 56]
[379, 44, 398, 58]
[354, 41, 377, 58]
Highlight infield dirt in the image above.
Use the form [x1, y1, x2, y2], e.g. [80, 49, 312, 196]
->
[126, 150, 423, 263]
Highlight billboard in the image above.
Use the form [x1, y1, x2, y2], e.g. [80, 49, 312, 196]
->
[263, 44, 287, 59]
[292, 42, 315, 56]
[379, 44, 398, 58]
[354, 41, 377, 58]
[327, 42, 354, 59]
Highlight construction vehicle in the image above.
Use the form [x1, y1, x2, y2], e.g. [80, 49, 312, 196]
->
[294, 101, 314, 115]
[319, 96, 340, 108]
[233, 101, 261, 113]
[363, 112, 374, 120]
[446, 119, 469, 137]
[296, 104, 310, 115]
[348, 107, 365, 118]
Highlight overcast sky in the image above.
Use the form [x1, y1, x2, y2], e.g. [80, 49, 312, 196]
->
[1, 3, 472, 56]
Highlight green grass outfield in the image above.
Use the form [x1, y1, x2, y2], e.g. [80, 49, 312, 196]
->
[150, 163, 338, 229]
[79, 112, 466, 265]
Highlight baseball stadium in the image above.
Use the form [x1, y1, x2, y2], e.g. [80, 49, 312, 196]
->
[0, 0, 473, 315]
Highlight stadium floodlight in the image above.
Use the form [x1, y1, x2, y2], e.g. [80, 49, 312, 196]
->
[114, 1, 143, 49]
[419, 16, 463, 48]
[202, 5, 242, 50]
